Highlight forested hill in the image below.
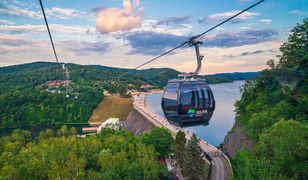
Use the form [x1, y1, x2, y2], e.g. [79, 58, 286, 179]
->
[0, 61, 257, 87]
[229, 18, 308, 179]
[0, 61, 257, 129]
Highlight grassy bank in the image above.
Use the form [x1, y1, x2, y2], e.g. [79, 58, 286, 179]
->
[89, 95, 133, 123]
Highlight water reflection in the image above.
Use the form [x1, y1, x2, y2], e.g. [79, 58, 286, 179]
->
[146, 81, 244, 146]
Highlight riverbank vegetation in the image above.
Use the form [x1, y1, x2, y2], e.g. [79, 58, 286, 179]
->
[231, 18, 308, 179]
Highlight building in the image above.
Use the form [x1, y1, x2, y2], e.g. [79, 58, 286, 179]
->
[140, 84, 153, 89]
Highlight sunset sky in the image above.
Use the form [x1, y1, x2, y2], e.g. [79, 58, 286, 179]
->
[0, 0, 307, 74]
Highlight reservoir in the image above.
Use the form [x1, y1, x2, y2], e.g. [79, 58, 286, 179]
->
[146, 80, 245, 146]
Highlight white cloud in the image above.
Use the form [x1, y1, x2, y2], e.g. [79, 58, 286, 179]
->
[0, 4, 41, 19]
[142, 20, 192, 36]
[200, 10, 260, 24]
[0, 34, 32, 46]
[45, 7, 94, 20]
[288, 9, 308, 15]
[0, 24, 45, 34]
[260, 19, 272, 24]
[0, 24, 97, 36]
[0, 19, 14, 25]
[96, 0, 144, 34]
[239, 26, 252, 30]
[0, 1, 94, 21]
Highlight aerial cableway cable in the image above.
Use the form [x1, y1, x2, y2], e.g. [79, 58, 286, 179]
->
[106, 0, 265, 84]
[39, 0, 59, 65]
[189, 0, 265, 41]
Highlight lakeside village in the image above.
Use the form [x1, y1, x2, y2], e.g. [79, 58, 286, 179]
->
[45, 79, 158, 96]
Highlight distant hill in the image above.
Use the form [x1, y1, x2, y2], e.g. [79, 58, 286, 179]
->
[0, 61, 258, 86]
[0, 61, 258, 129]
[210, 72, 258, 80]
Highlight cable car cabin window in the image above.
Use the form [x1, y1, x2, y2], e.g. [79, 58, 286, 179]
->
[203, 89, 210, 107]
[197, 89, 205, 109]
[163, 83, 179, 109]
[180, 90, 196, 110]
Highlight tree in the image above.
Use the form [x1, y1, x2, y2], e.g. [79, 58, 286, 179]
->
[173, 130, 186, 166]
[232, 18, 308, 179]
[0, 128, 170, 179]
[38, 129, 54, 140]
[69, 127, 78, 136]
[182, 134, 206, 180]
[57, 125, 69, 137]
[256, 120, 308, 179]
[141, 128, 174, 157]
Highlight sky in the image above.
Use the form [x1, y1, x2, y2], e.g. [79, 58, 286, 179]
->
[0, 0, 307, 74]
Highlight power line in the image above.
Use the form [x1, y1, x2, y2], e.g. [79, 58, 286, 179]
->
[39, 0, 59, 64]
[105, 0, 265, 85]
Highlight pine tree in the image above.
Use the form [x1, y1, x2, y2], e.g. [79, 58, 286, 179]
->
[182, 134, 206, 180]
[174, 130, 186, 167]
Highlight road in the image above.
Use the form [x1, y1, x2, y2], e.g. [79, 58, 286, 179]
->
[133, 94, 232, 180]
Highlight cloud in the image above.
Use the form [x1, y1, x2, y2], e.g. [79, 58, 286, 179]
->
[0, 35, 110, 65]
[0, 24, 45, 34]
[0, 34, 32, 47]
[90, 6, 105, 13]
[199, 10, 260, 24]
[240, 50, 263, 56]
[0, 24, 96, 35]
[259, 19, 272, 24]
[203, 29, 278, 48]
[96, 0, 144, 34]
[123, 31, 187, 55]
[0, 3, 41, 19]
[0, 19, 14, 25]
[224, 48, 278, 58]
[45, 7, 94, 20]
[138, 19, 193, 36]
[63, 41, 110, 55]
[288, 9, 308, 15]
[157, 16, 191, 25]
[0, 1, 94, 20]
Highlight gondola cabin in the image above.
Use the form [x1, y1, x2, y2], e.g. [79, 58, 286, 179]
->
[161, 79, 215, 127]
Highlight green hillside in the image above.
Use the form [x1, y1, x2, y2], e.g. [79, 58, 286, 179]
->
[0, 61, 257, 129]
[231, 18, 308, 179]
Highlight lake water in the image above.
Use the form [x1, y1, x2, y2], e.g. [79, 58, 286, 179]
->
[146, 81, 245, 146]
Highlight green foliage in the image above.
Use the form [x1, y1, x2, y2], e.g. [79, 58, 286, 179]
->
[256, 120, 308, 179]
[141, 128, 174, 157]
[0, 84, 103, 128]
[0, 128, 170, 179]
[232, 18, 308, 179]
[182, 134, 207, 179]
[173, 132, 209, 179]
[173, 130, 187, 167]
